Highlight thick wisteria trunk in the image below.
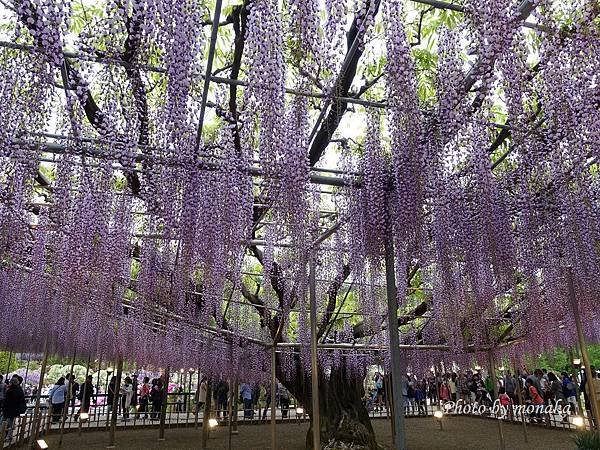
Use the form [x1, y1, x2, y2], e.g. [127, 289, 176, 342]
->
[278, 354, 377, 450]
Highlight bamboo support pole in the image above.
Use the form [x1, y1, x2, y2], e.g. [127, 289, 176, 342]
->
[28, 341, 49, 448]
[566, 268, 600, 432]
[58, 348, 77, 446]
[384, 237, 407, 450]
[107, 357, 123, 448]
[309, 257, 320, 450]
[158, 367, 170, 440]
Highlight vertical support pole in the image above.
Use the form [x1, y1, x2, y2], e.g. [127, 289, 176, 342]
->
[271, 344, 277, 450]
[384, 237, 406, 450]
[201, 381, 213, 449]
[227, 377, 234, 450]
[385, 373, 396, 438]
[566, 267, 600, 431]
[187, 371, 193, 423]
[232, 380, 239, 435]
[309, 257, 320, 450]
[195, 368, 201, 429]
[159, 367, 170, 440]
[514, 366, 528, 443]
[107, 357, 123, 448]
[59, 348, 77, 446]
[95, 355, 103, 420]
[29, 340, 49, 448]
[79, 355, 92, 436]
[488, 352, 506, 450]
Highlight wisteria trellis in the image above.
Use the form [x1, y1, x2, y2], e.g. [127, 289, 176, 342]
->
[0, 0, 599, 382]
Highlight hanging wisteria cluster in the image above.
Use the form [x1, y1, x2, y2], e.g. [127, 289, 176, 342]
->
[0, 0, 599, 388]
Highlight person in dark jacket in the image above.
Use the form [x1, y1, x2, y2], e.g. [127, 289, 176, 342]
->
[107, 376, 117, 413]
[78, 375, 95, 413]
[2, 377, 26, 441]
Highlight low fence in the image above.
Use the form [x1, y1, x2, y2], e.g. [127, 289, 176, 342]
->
[1, 394, 589, 448]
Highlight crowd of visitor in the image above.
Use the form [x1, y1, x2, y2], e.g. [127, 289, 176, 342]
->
[366, 365, 600, 425]
[1, 361, 599, 442]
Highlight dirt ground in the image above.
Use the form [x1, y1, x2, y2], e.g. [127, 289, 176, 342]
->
[42, 416, 577, 449]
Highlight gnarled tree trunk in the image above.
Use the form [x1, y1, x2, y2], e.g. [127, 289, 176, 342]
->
[278, 352, 378, 450]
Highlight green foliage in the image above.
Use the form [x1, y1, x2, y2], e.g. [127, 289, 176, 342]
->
[0, 351, 19, 374]
[531, 346, 600, 374]
[573, 431, 600, 450]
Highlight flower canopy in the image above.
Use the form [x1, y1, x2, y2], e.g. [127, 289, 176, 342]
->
[0, 0, 598, 380]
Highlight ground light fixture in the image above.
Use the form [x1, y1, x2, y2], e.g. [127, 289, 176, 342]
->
[107, 367, 114, 374]
[573, 358, 582, 366]
[79, 412, 89, 422]
[208, 418, 219, 428]
[572, 416, 585, 428]
[296, 407, 304, 415]
[36, 439, 49, 449]
[433, 410, 444, 430]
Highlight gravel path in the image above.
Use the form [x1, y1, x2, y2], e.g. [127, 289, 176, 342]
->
[41, 416, 577, 449]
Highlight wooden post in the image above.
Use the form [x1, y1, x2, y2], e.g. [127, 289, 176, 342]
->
[271, 344, 277, 450]
[566, 268, 600, 431]
[488, 352, 506, 450]
[29, 341, 49, 448]
[201, 381, 213, 449]
[59, 348, 77, 446]
[227, 377, 235, 450]
[18, 415, 27, 445]
[384, 237, 406, 450]
[107, 357, 123, 448]
[514, 367, 528, 443]
[195, 368, 201, 429]
[232, 380, 239, 435]
[309, 257, 320, 450]
[79, 355, 92, 436]
[159, 367, 170, 440]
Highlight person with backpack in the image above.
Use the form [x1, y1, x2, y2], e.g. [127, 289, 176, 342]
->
[548, 372, 567, 422]
[561, 372, 578, 413]
[47, 377, 67, 423]
[2, 377, 26, 442]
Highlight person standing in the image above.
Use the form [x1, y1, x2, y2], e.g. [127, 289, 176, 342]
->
[278, 383, 290, 418]
[121, 377, 133, 421]
[457, 372, 469, 403]
[48, 377, 67, 423]
[151, 379, 163, 420]
[197, 376, 208, 413]
[67, 374, 79, 415]
[2, 377, 26, 442]
[107, 376, 117, 414]
[526, 378, 545, 423]
[78, 375, 95, 414]
[449, 373, 457, 402]
[503, 372, 516, 403]
[240, 383, 253, 419]
[561, 371, 577, 414]
[138, 377, 150, 418]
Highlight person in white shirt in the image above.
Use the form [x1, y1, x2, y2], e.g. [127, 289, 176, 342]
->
[121, 377, 134, 421]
